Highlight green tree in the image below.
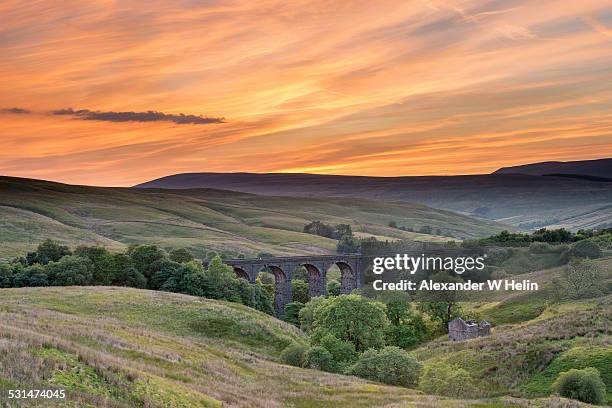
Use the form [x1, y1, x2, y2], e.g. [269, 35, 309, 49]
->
[333, 224, 353, 239]
[173, 261, 210, 295]
[109, 254, 146, 288]
[0, 263, 14, 288]
[311, 294, 389, 352]
[553, 367, 606, 405]
[304, 346, 337, 373]
[149, 259, 182, 290]
[317, 334, 357, 373]
[348, 347, 421, 387]
[298, 296, 330, 333]
[283, 301, 305, 326]
[417, 271, 464, 332]
[236, 279, 274, 315]
[74, 246, 114, 285]
[127, 245, 166, 281]
[291, 279, 310, 303]
[384, 299, 429, 348]
[327, 280, 341, 296]
[169, 248, 195, 263]
[337, 234, 360, 254]
[28, 239, 71, 265]
[14, 264, 48, 287]
[47, 256, 93, 286]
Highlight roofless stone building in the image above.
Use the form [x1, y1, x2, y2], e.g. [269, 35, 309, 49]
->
[448, 317, 491, 341]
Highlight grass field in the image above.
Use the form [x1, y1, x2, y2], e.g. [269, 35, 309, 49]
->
[0, 286, 600, 408]
[0, 176, 507, 260]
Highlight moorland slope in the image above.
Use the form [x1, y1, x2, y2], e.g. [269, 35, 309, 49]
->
[0, 286, 601, 407]
[136, 171, 612, 230]
[0, 176, 505, 259]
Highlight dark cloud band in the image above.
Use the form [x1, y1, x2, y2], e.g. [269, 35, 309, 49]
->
[52, 108, 224, 125]
[1, 107, 31, 114]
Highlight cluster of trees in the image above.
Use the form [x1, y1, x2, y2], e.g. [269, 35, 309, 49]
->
[280, 294, 439, 387]
[303, 221, 352, 240]
[471, 228, 612, 247]
[0, 240, 273, 314]
[388, 222, 453, 237]
[280, 289, 609, 403]
[303, 221, 361, 253]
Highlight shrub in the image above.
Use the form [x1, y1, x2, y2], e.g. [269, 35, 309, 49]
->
[562, 258, 605, 299]
[553, 367, 606, 405]
[569, 240, 602, 259]
[385, 324, 420, 349]
[317, 334, 357, 372]
[0, 263, 13, 288]
[304, 346, 337, 373]
[529, 242, 553, 254]
[327, 280, 341, 296]
[298, 296, 330, 334]
[280, 343, 307, 367]
[169, 248, 194, 263]
[291, 279, 310, 303]
[282, 302, 305, 326]
[419, 360, 479, 398]
[347, 346, 421, 387]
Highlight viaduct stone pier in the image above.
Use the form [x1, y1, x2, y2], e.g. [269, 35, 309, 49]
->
[218, 254, 363, 316]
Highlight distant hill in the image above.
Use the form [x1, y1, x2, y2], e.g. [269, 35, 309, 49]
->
[494, 157, 612, 179]
[136, 172, 612, 230]
[0, 176, 504, 259]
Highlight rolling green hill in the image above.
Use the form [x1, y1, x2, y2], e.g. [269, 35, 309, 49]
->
[0, 286, 598, 407]
[0, 176, 506, 260]
[136, 172, 612, 230]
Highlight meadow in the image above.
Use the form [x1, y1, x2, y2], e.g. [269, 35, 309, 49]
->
[0, 286, 603, 407]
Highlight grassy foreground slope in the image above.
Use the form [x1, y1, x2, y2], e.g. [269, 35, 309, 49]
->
[0, 176, 506, 259]
[412, 257, 612, 405]
[413, 296, 611, 403]
[0, 287, 582, 408]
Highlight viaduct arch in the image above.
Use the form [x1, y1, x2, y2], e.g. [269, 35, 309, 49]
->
[221, 255, 363, 316]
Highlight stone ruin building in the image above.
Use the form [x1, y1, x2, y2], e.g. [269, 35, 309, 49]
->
[448, 317, 491, 341]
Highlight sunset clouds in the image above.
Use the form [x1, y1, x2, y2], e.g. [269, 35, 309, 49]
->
[0, 0, 611, 185]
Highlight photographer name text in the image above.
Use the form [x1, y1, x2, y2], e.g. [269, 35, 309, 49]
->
[372, 279, 539, 291]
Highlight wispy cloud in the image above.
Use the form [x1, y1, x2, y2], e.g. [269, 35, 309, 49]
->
[1, 107, 31, 114]
[0, 0, 610, 186]
[51, 108, 224, 125]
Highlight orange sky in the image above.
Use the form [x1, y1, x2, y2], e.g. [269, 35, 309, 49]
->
[1, 0, 611, 186]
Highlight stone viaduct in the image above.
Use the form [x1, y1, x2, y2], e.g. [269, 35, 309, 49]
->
[218, 254, 363, 316]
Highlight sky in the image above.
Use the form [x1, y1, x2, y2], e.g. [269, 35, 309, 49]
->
[0, 0, 611, 186]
